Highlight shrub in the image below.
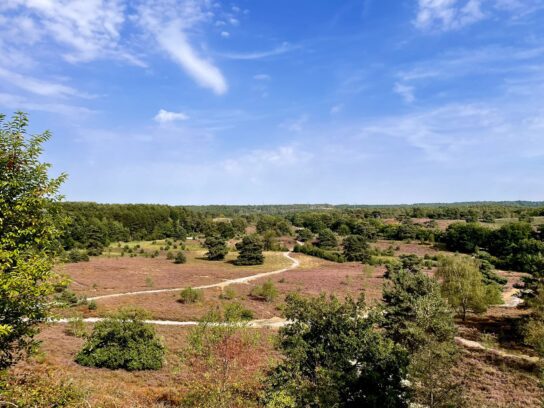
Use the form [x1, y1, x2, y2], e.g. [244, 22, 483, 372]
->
[180, 287, 204, 304]
[0, 369, 86, 407]
[64, 316, 87, 338]
[293, 243, 345, 263]
[250, 280, 278, 302]
[75, 308, 164, 371]
[65, 250, 89, 263]
[219, 287, 237, 300]
[166, 251, 174, 260]
[223, 302, 254, 321]
[87, 300, 97, 311]
[174, 251, 187, 264]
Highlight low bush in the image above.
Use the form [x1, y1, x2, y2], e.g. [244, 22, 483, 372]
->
[180, 287, 204, 304]
[174, 251, 187, 264]
[219, 287, 237, 300]
[75, 308, 165, 371]
[250, 280, 278, 302]
[0, 369, 87, 407]
[223, 302, 254, 321]
[65, 249, 89, 263]
[64, 315, 87, 338]
[87, 300, 97, 311]
[293, 243, 345, 263]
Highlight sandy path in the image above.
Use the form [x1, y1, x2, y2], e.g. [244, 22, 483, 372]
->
[87, 252, 300, 301]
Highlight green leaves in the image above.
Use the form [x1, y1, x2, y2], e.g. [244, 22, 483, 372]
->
[0, 112, 66, 369]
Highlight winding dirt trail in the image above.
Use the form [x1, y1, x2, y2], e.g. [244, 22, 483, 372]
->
[87, 252, 300, 301]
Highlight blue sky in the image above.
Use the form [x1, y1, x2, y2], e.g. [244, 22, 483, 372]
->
[1, 0, 543, 204]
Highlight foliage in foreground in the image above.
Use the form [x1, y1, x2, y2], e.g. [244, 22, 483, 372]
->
[179, 308, 262, 407]
[0, 112, 67, 369]
[75, 308, 165, 371]
[382, 266, 464, 408]
[0, 368, 86, 407]
[265, 293, 409, 407]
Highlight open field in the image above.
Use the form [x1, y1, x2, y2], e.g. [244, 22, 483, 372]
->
[59, 250, 294, 297]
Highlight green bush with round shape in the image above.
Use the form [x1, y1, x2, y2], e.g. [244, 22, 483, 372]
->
[75, 308, 165, 371]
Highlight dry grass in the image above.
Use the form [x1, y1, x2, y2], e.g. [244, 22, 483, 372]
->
[10, 324, 278, 407]
[58, 251, 292, 297]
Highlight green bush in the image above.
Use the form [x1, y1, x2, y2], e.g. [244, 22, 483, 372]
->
[223, 302, 254, 321]
[64, 316, 87, 338]
[180, 287, 204, 304]
[75, 308, 164, 371]
[87, 300, 97, 311]
[65, 250, 89, 263]
[293, 243, 345, 263]
[0, 369, 86, 407]
[174, 251, 187, 264]
[219, 287, 237, 300]
[250, 280, 278, 302]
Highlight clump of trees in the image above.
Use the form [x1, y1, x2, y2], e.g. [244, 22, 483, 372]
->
[75, 308, 165, 371]
[234, 235, 264, 266]
[342, 235, 371, 263]
[204, 235, 229, 261]
[0, 112, 67, 369]
[444, 221, 544, 274]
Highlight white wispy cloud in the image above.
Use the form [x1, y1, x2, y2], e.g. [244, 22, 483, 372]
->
[220, 31, 230, 38]
[414, 0, 485, 31]
[393, 82, 416, 103]
[414, 0, 544, 31]
[0, 0, 132, 64]
[253, 74, 271, 80]
[136, 1, 228, 95]
[0, 92, 93, 116]
[0, 67, 83, 97]
[154, 109, 190, 123]
[219, 42, 298, 60]
[0, 0, 232, 95]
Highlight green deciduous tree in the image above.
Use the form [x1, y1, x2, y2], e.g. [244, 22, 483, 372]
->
[234, 235, 264, 266]
[265, 293, 409, 408]
[0, 112, 67, 369]
[436, 256, 497, 321]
